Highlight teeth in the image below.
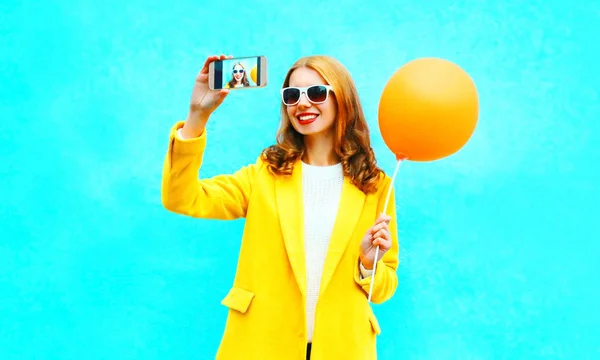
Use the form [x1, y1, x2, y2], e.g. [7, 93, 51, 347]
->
[299, 115, 317, 121]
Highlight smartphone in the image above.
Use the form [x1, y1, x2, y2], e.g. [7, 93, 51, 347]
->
[209, 55, 268, 90]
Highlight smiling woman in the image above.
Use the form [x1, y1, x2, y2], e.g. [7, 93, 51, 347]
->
[161, 54, 400, 360]
[263, 56, 385, 195]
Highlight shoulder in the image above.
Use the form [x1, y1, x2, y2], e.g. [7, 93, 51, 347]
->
[372, 171, 393, 198]
[243, 153, 270, 177]
[378, 171, 393, 187]
[231, 146, 282, 179]
[253, 154, 267, 168]
[239, 154, 267, 172]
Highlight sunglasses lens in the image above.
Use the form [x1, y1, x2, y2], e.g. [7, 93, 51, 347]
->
[307, 86, 328, 103]
[283, 88, 301, 104]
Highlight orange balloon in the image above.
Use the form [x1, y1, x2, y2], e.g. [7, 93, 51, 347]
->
[250, 65, 258, 84]
[378, 58, 479, 162]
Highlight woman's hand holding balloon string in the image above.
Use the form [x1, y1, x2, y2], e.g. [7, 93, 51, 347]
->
[359, 213, 393, 270]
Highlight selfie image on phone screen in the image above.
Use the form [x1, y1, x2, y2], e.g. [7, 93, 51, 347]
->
[224, 57, 255, 88]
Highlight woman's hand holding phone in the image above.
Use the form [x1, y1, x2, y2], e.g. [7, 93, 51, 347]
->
[181, 54, 233, 139]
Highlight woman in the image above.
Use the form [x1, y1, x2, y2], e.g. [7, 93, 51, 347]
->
[161, 54, 400, 360]
[224, 62, 250, 88]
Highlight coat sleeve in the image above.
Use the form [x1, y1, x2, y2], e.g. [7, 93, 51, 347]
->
[354, 175, 400, 304]
[161, 121, 262, 220]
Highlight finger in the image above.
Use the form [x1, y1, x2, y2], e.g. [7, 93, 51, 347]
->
[373, 228, 389, 241]
[379, 222, 389, 234]
[200, 55, 219, 74]
[370, 221, 388, 234]
[373, 234, 390, 251]
[373, 237, 391, 251]
[371, 218, 388, 231]
[370, 224, 383, 235]
[377, 213, 392, 224]
[372, 226, 391, 243]
[377, 212, 391, 222]
[372, 237, 386, 248]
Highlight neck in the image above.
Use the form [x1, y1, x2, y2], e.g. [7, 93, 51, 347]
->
[302, 132, 339, 166]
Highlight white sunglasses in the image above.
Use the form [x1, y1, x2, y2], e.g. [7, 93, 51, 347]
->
[280, 85, 333, 106]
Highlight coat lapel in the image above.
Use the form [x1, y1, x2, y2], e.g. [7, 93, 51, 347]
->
[275, 160, 306, 296]
[320, 177, 366, 296]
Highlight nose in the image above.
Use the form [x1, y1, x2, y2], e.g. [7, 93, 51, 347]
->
[297, 92, 311, 108]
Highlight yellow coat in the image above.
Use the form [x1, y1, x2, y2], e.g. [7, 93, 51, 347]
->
[161, 121, 400, 360]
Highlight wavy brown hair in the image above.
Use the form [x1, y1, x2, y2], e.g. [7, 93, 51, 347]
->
[260, 55, 384, 194]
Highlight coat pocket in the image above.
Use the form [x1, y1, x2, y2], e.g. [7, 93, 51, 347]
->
[368, 310, 381, 335]
[221, 287, 255, 314]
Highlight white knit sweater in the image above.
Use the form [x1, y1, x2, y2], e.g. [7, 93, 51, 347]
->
[301, 161, 344, 342]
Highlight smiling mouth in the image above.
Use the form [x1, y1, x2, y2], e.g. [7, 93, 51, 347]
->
[297, 114, 318, 125]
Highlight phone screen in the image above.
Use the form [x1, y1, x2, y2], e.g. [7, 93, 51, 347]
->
[213, 56, 263, 90]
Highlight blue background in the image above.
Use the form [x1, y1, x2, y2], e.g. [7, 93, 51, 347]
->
[1, 0, 599, 359]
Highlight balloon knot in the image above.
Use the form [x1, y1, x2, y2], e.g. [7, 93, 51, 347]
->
[395, 153, 408, 161]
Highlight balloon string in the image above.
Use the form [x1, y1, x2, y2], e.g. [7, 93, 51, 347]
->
[368, 157, 403, 303]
